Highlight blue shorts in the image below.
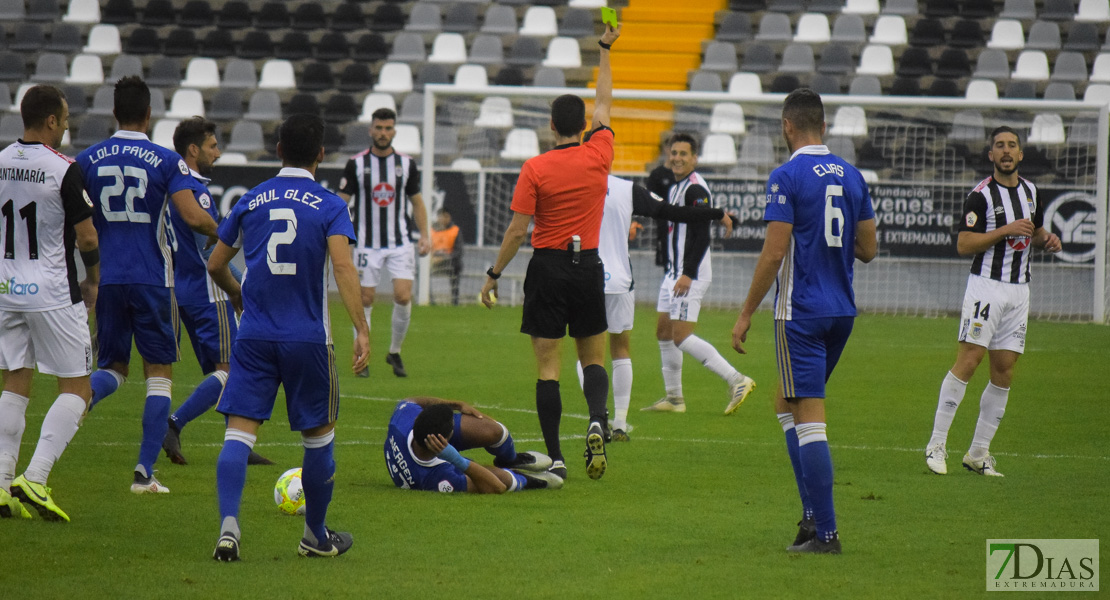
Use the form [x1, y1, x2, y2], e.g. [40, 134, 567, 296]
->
[774, 317, 854, 400]
[96, 284, 179, 368]
[217, 339, 339, 431]
[177, 301, 237, 374]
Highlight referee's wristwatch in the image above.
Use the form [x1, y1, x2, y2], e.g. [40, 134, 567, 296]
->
[486, 266, 501, 280]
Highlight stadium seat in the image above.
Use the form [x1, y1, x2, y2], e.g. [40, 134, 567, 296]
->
[227, 121, 265, 153]
[474, 96, 513, 128]
[338, 63, 373, 93]
[1090, 54, 1110, 82]
[1040, 0, 1080, 20]
[1026, 21, 1062, 51]
[780, 44, 816, 73]
[727, 72, 763, 95]
[1029, 114, 1066, 144]
[909, 18, 945, 47]
[817, 44, 854, 75]
[949, 20, 985, 49]
[829, 106, 867, 136]
[507, 37, 544, 67]
[732, 0, 767, 9]
[31, 53, 67, 83]
[950, 110, 985, 143]
[244, 90, 282, 121]
[146, 57, 181, 87]
[709, 103, 746, 134]
[149, 88, 166, 118]
[375, 62, 414, 93]
[221, 59, 257, 90]
[140, 0, 174, 26]
[414, 64, 450, 90]
[560, 9, 594, 37]
[848, 75, 882, 96]
[897, 47, 933, 77]
[1011, 51, 1050, 81]
[429, 33, 468, 64]
[740, 43, 776, 73]
[999, 0, 1036, 19]
[291, 3, 326, 30]
[258, 60, 296, 90]
[151, 118, 179, 149]
[390, 33, 427, 63]
[275, 32, 312, 61]
[767, 0, 804, 12]
[701, 42, 738, 72]
[869, 16, 907, 46]
[890, 77, 922, 95]
[987, 20, 1025, 50]
[164, 29, 198, 57]
[352, 34, 389, 62]
[0, 0, 24, 20]
[543, 38, 582, 68]
[61, 84, 85, 116]
[217, 1, 252, 29]
[166, 89, 204, 119]
[324, 94, 359, 124]
[88, 85, 113, 116]
[81, 25, 120, 56]
[331, 3, 364, 32]
[926, 78, 961, 97]
[830, 14, 867, 44]
[10, 24, 46, 52]
[66, 54, 104, 85]
[181, 58, 220, 89]
[735, 134, 773, 169]
[857, 45, 894, 76]
[881, 0, 918, 15]
[960, 0, 996, 18]
[72, 115, 113, 149]
[201, 30, 235, 58]
[469, 36, 505, 65]
[239, 31, 274, 60]
[964, 79, 999, 101]
[179, 1, 214, 27]
[1052, 52, 1089, 83]
[1076, 0, 1110, 22]
[102, 0, 133, 24]
[397, 93, 423, 125]
[407, 3, 442, 32]
[1043, 82, 1077, 100]
[973, 50, 1010, 80]
[450, 158, 482, 171]
[393, 124, 421, 156]
[1083, 83, 1110, 104]
[500, 128, 540, 160]
[810, 73, 843, 95]
[569, 0, 607, 6]
[299, 62, 335, 93]
[717, 13, 753, 43]
[520, 7, 558, 36]
[370, 4, 406, 32]
[1064, 23, 1100, 52]
[286, 93, 319, 117]
[307, 33, 346, 61]
[0, 52, 17, 83]
[795, 13, 831, 43]
[533, 66, 566, 87]
[341, 123, 371, 155]
[1066, 114, 1100, 143]
[454, 64, 488, 87]
[434, 126, 459, 158]
[217, 152, 248, 165]
[808, 0, 844, 12]
[109, 54, 143, 80]
[481, 5, 517, 34]
[358, 93, 396, 122]
[63, 0, 100, 23]
[208, 90, 244, 120]
[756, 13, 793, 42]
[256, 2, 290, 29]
[443, 4, 478, 33]
[771, 74, 801, 93]
[842, 0, 880, 14]
[689, 71, 723, 92]
[935, 49, 972, 78]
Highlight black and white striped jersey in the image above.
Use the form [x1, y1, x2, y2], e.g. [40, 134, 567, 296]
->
[340, 150, 421, 249]
[664, 171, 714, 281]
[959, 176, 1044, 284]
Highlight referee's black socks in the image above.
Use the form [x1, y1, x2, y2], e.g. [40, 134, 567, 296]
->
[536, 380, 563, 462]
[581, 364, 610, 428]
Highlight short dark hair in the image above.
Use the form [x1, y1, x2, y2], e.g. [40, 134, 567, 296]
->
[113, 75, 151, 125]
[412, 404, 455, 450]
[21, 85, 66, 129]
[172, 116, 217, 156]
[279, 114, 325, 168]
[371, 107, 397, 122]
[990, 125, 1021, 148]
[782, 88, 825, 134]
[669, 132, 699, 155]
[550, 94, 586, 137]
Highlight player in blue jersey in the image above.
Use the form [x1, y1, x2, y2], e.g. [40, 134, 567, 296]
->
[384, 397, 561, 493]
[206, 114, 370, 561]
[75, 76, 219, 494]
[732, 89, 877, 554]
[160, 117, 272, 467]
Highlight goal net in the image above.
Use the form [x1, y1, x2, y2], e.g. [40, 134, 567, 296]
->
[417, 86, 1108, 323]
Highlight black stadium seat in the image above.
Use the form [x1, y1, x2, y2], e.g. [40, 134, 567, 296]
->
[179, 1, 214, 27]
[239, 31, 274, 60]
[124, 27, 160, 55]
[291, 4, 327, 31]
[102, 0, 136, 25]
[331, 3, 365, 32]
[351, 34, 388, 62]
[163, 28, 198, 57]
[316, 33, 350, 61]
[299, 62, 335, 92]
[201, 29, 235, 59]
[276, 32, 312, 61]
[256, 2, 290, 29]
[218, 1, 252, 29]
[141, 0, 175, 27]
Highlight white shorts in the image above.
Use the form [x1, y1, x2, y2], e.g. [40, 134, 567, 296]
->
[957, 274, 1029, 354]
[0, 303, 93, 377]
[355, 246, 415, 288]
[656, 275, 710, 323]
[605, 291, 635, 334]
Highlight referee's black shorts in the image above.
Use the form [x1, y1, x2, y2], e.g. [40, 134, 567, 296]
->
[521, 248, 607, 339]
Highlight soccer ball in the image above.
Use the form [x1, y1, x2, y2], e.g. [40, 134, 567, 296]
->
[274, 468, 305, 516]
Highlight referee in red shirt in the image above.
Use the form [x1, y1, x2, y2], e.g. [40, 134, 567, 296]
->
[481, 24, 621, 483]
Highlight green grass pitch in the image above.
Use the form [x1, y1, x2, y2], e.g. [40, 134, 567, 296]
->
[3, 303, 1107, 599]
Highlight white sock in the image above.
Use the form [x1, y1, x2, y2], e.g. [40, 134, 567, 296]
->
[659, 340, 683, 398]
[677, 335, 744, 385]
[611, 358, 632, 430]
[969, 382, 1009, 457]
[23, 393, 87, 485]
[575, 360, 585, 391]
[777, 412, 795, 432]
[928, 371, 968, 447]
[389, 301, 411, 355]
[796, 422, 828, 446]
[0, 391, 30, 489]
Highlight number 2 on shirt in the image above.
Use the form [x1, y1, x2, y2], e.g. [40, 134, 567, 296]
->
[267, 208, 298, 275]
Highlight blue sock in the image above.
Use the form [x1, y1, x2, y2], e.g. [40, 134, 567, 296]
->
[784, 426, 813, 521]
[216, 432, 254, 522]
[89, 369, 123, 409]
[510, 471, 527, 492]
[171, 372, 226, 431]
[486, 423, 516, 464]
[302, 433, 336, 545]
[137, 378, 172, 474]
[797, 422, 836, 542]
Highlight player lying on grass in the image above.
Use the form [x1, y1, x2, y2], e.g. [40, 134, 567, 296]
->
[384, 397, 562, 493]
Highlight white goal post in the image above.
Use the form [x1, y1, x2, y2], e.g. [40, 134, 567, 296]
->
[416, 84, 1109, 323]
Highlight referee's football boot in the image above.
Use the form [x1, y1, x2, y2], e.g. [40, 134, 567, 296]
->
[494, 450, 552, 473]
[385, 353, 407, 377]
[298, 528, 354, 558]
[584, 422, 607, 480]
[641, 395, 686, 413]
[962, 451, 1004, 477]
[788, 533, 842, 554]
[11, 475, 69, 522]
[213, 531, 240, 562]
[515, 470, 565, 490]
[725, 375, 756, 415]
[163, 418, 187, 465]
[0, 487, 32, 519]
[791, 517, 816, 548]
[925, 443, 948, 475]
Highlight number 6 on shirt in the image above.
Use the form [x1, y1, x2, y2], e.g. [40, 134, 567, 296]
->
[824, 184, 844, 248]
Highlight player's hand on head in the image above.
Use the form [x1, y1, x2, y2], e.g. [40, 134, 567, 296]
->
[731, 314, 751, 354]
[425, 433, 449, 454]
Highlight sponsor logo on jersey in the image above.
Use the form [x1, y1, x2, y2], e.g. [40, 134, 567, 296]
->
[966, 212, 978, 227]
[372, 182, 395, 206]
[178, 159, 189, 175]
[437, 480, 454, 493]
[1006, 236, 1030, 251]
[770, 183, 779, 193]
[15, 149, 25, 160]
[199, 193, 211, 209]
[0, 277, 39, 295]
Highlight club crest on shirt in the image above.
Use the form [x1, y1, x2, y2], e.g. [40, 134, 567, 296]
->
[395, 165, 404, 178]
[372, 181, 395, 206]
[970, 322, 983, 339]
[178, 159, 189, 175]
[1027, 199, 1035, 213]
[965, 212, 977, 227]
[198, 193, 211, 209]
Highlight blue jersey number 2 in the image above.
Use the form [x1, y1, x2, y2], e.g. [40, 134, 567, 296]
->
[267, 208, 298, 275]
